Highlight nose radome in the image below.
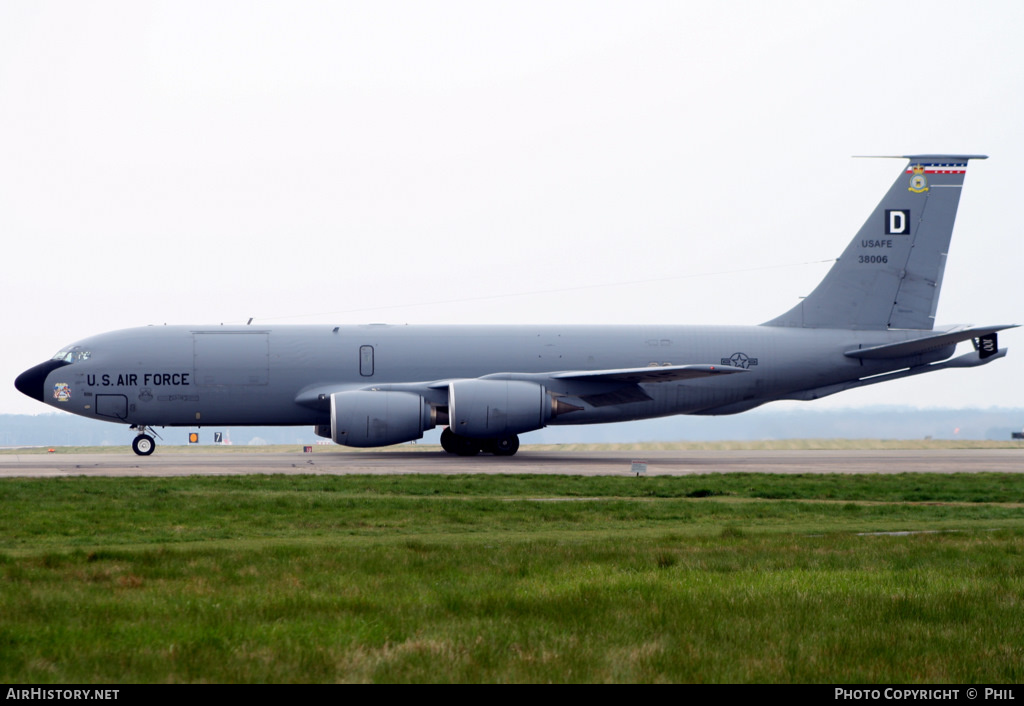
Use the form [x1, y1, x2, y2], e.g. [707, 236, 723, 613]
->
[14, 360, 69, 403]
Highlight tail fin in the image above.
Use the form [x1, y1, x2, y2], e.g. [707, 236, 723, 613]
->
[764, 154, 987, 330]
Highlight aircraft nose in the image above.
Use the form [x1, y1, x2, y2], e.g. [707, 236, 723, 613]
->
[14, 360, 67, 403]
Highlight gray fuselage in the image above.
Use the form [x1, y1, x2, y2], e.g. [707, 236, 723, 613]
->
[32, 323, 953, 429]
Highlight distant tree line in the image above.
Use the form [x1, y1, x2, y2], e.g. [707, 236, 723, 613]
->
[3, 407, 1023, 448]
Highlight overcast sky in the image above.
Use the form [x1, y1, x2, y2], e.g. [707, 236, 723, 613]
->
[1, 1, 1021, 416]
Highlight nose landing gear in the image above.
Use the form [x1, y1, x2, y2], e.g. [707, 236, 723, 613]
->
[130, 425, 160, 456]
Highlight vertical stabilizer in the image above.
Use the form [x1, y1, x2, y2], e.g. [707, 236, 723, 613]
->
[764, 155, 986, 330]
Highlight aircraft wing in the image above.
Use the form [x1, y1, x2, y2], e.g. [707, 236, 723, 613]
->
[297, 364, 749, 412]
[549, 364, 749, 406]
[551, 363, 749, 384]
[424, 363, 748, 408]
[422, 363, 749, 387]
[844, 324, 1019, 360]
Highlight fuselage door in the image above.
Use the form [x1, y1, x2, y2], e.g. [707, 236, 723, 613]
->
[95, 394, 128, 420]
[193, 332, 270, 386]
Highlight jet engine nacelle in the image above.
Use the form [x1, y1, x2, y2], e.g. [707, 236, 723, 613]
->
[448, 379, 552, 439]
[330, 390, 435, 447]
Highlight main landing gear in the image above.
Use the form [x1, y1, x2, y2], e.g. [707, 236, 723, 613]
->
[439, 427, 520, 457]
[130, 425, 159, 456]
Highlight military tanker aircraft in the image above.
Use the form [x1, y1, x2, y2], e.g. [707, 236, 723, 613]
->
[14, 155, 1015, 456]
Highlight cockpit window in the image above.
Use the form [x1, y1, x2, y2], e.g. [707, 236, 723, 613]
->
[50, 347, 90, 363]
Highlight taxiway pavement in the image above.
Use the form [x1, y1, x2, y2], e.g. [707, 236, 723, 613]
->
[0, 448, 1021, 478]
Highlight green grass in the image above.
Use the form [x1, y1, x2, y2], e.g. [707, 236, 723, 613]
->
[2, 473, 1024, 682]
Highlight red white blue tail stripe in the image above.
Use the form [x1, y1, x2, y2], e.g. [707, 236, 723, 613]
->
[906, 161, 968, 174]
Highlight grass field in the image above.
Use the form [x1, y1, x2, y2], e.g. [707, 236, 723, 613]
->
[2, 470, 1023, 683]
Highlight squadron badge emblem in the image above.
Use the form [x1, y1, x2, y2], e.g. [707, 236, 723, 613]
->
[53, 383, 71, 402]
[908, 164, 929, 193]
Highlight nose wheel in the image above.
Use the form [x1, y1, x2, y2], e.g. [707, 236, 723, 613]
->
[130, 426, 159, 456]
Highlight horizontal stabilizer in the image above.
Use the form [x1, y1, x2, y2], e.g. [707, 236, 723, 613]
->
[844, 325, 1018, 360]
[553, 363, 748, 384]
